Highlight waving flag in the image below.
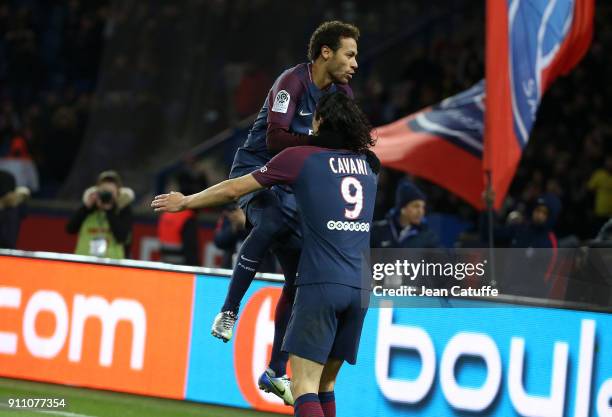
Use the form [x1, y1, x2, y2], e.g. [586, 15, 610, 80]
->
[373, 82, 486, 208]
[485, 0, 594, 209]
[374, 0, 593, 210]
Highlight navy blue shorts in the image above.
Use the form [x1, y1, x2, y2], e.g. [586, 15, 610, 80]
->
[282, 283, 368, 365]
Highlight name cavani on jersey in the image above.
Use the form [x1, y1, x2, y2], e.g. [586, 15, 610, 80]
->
[328, 157, 368, 176]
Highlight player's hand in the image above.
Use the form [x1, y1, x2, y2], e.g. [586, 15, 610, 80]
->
[151, 191, 186, 213]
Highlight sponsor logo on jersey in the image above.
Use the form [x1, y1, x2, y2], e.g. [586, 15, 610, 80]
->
[327, 220, 370, 232]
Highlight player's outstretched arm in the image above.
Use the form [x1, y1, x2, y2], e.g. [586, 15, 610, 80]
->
[151, 174, 263, 213]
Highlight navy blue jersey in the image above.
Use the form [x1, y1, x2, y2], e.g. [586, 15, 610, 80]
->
[230, 63, 353, 179]
[252, 146, 377, 289]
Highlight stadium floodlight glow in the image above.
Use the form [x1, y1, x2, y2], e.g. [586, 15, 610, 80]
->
[374, 307, 611, 417]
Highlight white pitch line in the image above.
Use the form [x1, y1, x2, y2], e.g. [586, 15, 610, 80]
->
[0, 403, 97, 417]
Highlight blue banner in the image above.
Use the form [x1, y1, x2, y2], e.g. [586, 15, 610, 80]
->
[184, 275, 612, 416]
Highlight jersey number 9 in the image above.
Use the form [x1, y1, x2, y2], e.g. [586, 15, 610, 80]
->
[341, 177, 363, 219]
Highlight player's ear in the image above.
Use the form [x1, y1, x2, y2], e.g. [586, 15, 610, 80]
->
[321, 45, 332, 60]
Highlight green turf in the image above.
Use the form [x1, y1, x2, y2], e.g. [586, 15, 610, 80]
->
[0, 378, 284, 417]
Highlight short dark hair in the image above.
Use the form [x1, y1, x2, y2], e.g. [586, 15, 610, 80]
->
[308, 21, 360, 61]
[315, 92, 375, 154]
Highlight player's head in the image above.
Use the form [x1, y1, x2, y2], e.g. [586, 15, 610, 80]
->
[312, 91, 374, 154]
[96, 170, 122, 201]
[308, 21, 359, 84]
[395, 180, 426, 226]
[532, 193, 561, 227]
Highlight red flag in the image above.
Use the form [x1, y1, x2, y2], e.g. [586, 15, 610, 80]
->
[375, 1, 593, 210]
[484, 0, 594, 209]
[373, 83, 486, 209]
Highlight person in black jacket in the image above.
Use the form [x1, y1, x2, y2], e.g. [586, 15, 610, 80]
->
[481, 193, 563, 298]
[65, 170, 133, 259]
[371, 179, 439, 248]
[481, 193, 561, 249]
[0, 170, 30, 249]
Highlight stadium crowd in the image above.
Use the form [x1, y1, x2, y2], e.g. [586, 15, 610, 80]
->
[0, 0, 610, 249]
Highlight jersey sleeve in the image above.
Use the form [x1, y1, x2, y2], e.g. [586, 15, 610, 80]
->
[251, 147, 319, 187]
[267, 71, 304, 128]
[266, 126, 310, 153]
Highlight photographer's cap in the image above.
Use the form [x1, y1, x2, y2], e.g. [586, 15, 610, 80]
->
[97, 170, 122, 187]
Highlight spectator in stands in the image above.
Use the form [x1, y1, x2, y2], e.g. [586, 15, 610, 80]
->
[157, 170, 200, 266]
[482, 193, 561, 249]
[482, 193, 562, 298]
[588, 155, 612, 232]
[0, 169, 30, 249]
[65, 170, 133, 259]
[0, 100, 39, 192]
[371, 179, 439, 248]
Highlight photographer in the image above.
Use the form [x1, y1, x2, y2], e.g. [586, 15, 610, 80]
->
[66, 170, 133, 259]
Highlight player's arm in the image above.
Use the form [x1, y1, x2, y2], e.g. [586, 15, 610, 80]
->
[152, 148, 309, 213]
[266, 72, 309, 153]
[151, 175, 263, 213]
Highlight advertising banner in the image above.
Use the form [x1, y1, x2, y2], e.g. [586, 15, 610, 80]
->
[1, 254, 610, 416]
[0, 256, 194, 399]
[184, 276, 612, 416]
[186, 275, 291, 414]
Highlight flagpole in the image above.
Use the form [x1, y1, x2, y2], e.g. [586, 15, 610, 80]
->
[485, 170, 497, 289]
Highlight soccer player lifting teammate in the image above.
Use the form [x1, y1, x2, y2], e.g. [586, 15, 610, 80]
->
[152, 92, 378, 417]
[209, 20, 359, 402]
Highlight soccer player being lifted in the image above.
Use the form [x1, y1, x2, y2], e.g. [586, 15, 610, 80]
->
[153, 91, 378, 417]
[207, 21, 359, 403]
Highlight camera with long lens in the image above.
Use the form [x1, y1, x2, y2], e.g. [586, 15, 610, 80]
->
[97, 190, 114, 204]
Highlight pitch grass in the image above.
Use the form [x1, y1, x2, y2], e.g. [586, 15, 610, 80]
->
[0, 378, 284, 417]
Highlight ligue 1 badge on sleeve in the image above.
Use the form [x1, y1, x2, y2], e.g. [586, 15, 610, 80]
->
[271, 90, 290, 113]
